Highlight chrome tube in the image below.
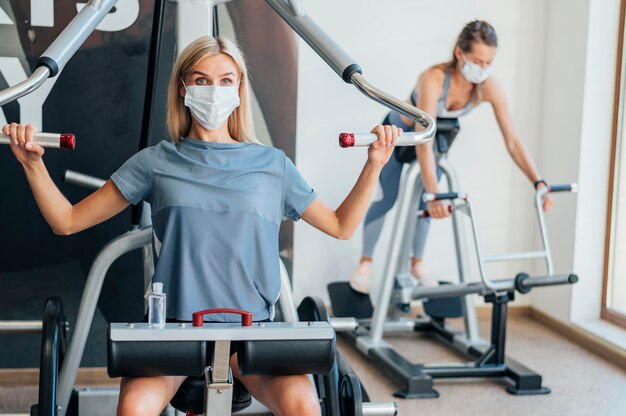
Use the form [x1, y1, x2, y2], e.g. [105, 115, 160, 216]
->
[57, 228, 152, 416]
[0, 0, 117, 106]
[63, 170, 106, 190]
[0, 67, 49, 106]
[484, 251, 550, 263]
[535, 188, 554, 275]
[0, 320, 42, 334]
[369, 163, 422, 344]
[39, 0, 118, 76]
[265, 0, 435, 139]
[351, 73, 435, 136]
[362, 401, 398, 416]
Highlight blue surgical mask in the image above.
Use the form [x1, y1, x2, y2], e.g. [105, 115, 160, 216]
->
[460, 55, 492, 84]
[183, 83, 240, 131]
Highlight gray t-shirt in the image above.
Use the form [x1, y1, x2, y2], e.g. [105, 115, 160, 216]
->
[111, 138, 317, 322]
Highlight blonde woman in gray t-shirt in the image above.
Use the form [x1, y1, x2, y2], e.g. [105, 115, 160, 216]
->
[3, 36, 401, 416]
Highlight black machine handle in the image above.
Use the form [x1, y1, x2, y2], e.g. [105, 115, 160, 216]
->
[412, 273, 578, 301]
[422, 192, 468, 202]
[547, 183, 578, 193]
[514, 273, 578, 294]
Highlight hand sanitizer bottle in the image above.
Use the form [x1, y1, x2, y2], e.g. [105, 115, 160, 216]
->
[148, 282, 166, 328]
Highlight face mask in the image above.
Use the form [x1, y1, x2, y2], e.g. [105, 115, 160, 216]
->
[460, 55, 492, 84]
[183, 84, 240, 130]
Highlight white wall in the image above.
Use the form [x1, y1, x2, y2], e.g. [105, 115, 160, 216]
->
[292, 0, 551, 305]
[532, 0, 620, 323]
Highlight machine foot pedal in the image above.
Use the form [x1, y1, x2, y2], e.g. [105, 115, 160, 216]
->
[328, 282, 373, 319]
[422, 281, 465, 319]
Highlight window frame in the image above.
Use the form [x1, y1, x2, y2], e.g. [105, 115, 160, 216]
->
[602, 0, 626, 329]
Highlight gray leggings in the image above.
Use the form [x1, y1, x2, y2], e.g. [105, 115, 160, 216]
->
[362, 154, 443, 259]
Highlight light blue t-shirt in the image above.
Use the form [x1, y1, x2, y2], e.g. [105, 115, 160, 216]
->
[111, 138, 317, 322]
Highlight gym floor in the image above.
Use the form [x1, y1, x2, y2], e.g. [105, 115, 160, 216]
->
[1, 314, 625, 414]
[338, 314, 626, 416]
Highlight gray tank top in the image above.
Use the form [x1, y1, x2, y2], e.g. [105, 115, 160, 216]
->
[388, 71, 473, 130]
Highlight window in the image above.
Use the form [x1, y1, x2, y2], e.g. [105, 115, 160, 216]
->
[603, 0, 626, 328]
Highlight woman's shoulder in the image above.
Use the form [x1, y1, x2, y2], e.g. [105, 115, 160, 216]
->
[415, 65, 447, 96]
[419, 65, 447, 84]
[480, 75, 506, 104]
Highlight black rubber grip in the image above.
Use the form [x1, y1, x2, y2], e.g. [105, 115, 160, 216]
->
[514, 273, 532, 294]
[432, 192, 460, 201]
[516, 273, 578, 293]
[549, 184, 573, 193]
[342, 63, 362, 83]
[37, 57, 59, 77]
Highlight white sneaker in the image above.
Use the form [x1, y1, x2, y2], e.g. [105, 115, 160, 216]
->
[410, 262, 437, 287]
[349, 263, 372, 294]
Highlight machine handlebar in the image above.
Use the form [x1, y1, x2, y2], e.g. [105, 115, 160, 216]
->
[412, 273, 577, 301]
[339, 132, 432, 147]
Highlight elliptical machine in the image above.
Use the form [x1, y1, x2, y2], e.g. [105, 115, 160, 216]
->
[328, 118, 578, 398]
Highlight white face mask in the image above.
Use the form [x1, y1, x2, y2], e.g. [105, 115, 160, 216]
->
[460, 55, 492, 84]
[183, 84, 240, 131]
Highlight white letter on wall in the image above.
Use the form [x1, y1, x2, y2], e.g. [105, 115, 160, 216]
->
[31, 0, 54, 27]
[76, 0, 139, 32]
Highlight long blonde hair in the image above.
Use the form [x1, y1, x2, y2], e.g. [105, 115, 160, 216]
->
[167, 36, 258, 144]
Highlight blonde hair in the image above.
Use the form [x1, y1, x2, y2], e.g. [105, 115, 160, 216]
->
[167, 36, 258, 144]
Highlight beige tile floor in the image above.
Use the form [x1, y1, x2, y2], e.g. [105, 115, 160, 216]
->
[338, 315, 626, 416]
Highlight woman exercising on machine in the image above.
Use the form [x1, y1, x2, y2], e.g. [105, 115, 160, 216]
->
[3, 36, 400, 416]
[350, 20, 554, 294]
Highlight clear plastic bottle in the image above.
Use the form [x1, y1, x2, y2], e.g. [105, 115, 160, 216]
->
[148, 282, 166, 328]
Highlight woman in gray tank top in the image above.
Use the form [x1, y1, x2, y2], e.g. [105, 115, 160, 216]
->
[351, 20, 555, 294]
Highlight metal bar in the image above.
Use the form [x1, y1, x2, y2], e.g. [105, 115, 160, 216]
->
[329, 317, 358, 332]
[265, 0, 359, 80]
[63, 170, 106, 189]
[483, 251, 549, 263]
[40, 0, 118, 76]
[395, 163, 422, 277]
[0, 67, 49, 107]
[212, 340, 231, 383]
[286, 0, 304, 16]
[176, 0, 215, 54]
[465, 200, 498, 291]
[494, 299, 507, 365]
[535, 189, 554, 274]
[351, 73, 435, 137]
[0, 0, 117, 106]
[424, 365, 507, 378]
[370, 163, 422, 344]
[265, 0, 435, 137]
[110, 322, 334, 341]
[58, 228, 152, 416]
[439, 157, 482, 344]
[0, 320, 42, 333]
[362, 402, 398, 416]
[411, 273, 576, 301]
[277, 258, 299, 322]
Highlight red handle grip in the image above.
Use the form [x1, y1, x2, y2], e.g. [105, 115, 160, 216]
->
[192, 308, 253, 327]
